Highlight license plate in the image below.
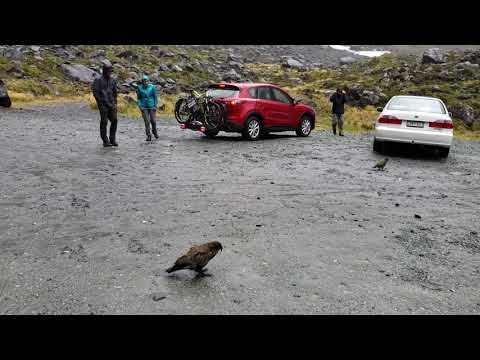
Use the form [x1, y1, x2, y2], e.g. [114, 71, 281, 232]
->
[406, 121, 424, 128]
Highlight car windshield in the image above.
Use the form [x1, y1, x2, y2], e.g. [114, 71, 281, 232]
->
[387, 97, 446, 114]
[206, 87, 239, 99]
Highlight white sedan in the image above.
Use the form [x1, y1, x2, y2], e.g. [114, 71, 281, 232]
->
[373, 95, 453, 158]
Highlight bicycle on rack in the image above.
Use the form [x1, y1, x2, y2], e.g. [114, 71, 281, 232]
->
[174, 89, 225, 132]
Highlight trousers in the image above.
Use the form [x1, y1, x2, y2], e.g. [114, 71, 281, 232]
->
[141, 108, 157, 136]
[99, 107, 117, 144]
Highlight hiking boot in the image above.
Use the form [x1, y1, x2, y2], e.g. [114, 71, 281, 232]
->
[110, 141, 118, 146]
[146, 134, 152, 142]
[339, 132, 344, 137]
[332, 127, 337, 135]
[153, 132, 159, 139]
[103, 142, 112, 147]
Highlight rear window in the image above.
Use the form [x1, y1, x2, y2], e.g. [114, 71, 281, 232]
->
[387, 97, 446, 114]
[206, 85, 240, 99]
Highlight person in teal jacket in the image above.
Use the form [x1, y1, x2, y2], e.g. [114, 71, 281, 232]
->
[135, 75, 158, 141]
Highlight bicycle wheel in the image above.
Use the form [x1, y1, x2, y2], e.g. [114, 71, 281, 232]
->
[203, 101, 224, 131]
[174, 98, 192, 124]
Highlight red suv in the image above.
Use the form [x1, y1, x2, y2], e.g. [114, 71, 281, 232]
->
[192, 83, 316, 140]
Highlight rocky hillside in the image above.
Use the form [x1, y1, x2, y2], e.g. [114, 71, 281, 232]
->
[1, 45, 479, 135]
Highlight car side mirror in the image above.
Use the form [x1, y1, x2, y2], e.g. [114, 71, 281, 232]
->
[293, 97, 303, 105]
[377, 107, 383, 112]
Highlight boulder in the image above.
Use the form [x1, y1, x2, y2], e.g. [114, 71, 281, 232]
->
[461, 50, 480, 65]
[3, 47, 24, 60]
[171, 64, 183, 72]
[91, 49, 106, 58]
[155, 76, 167, 86]
[228, 60, 244, 69]
[158, 63, 170, 72]
[60, 63, 99, 83]
[184, 63, 196, 72]
[422, 48, 446, 64]
[339, 56, 356, 66]
[345, 84, 386, 107]
[281, 58, 305, 69]
[117, 84, 130, 94]
[450, 103, 476, 127]
[227, 53, 243, 63]
[163, 51, 176, 57]
[222, 69, 241, 81]
[6, 63, 25, 78]
[116, 50, 138, 60]
[457, 61, 480, 69]
[127, 71, 139, 80]
[0, 79, 12, 108]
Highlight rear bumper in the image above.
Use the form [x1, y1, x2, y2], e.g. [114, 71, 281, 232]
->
[375, 125, 453, 147]
[179, 118, 243, 133]
[179, 121, 205, 132]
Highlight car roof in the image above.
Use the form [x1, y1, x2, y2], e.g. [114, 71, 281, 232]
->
[391, 95, 444, 102]
[213, 82, 282, 89]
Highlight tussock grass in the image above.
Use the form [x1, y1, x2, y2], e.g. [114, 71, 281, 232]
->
[87, 93, 178, 119]
[9, 91, 89, 108]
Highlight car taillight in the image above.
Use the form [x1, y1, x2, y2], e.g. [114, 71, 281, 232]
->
[180, 124, 186, 129]
[429, 120, 453, 129]
[200, 126, 206, 132]
[378, 115, 402, 125]
[229, 99, 242, 106]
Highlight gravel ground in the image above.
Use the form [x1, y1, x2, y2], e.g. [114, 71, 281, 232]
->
[1, 102, 479, 314]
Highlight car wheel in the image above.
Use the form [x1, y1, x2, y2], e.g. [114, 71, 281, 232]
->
[204, 129, 219, 139]
[373, 138, 383, 153]
[438, 147, 450, 158]
[296, 116, 313, 137]
[243, 116, 262, 141]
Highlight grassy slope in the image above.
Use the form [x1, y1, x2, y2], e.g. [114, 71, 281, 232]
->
[246, 57, 480, 140]
[1, 46, 479, 140]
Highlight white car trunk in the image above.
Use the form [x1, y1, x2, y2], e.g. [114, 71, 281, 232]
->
[381, 109, 452, 133]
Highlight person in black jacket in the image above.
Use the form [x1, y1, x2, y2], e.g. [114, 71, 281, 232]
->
[329, 88, 347, 136]
[91, 61, 118, 147]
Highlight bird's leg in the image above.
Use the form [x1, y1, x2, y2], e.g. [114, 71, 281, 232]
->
[196, 268, 212, 277]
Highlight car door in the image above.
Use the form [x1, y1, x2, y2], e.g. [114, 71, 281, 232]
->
[255, 86, 278, 127]
[270, 87, 294, 126]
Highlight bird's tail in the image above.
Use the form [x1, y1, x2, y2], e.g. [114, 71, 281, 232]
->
[166, 264, 180, 273]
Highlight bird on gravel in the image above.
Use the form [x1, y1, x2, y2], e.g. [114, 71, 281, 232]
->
[373, 158, 389, 171]
[166, 241, 223, 276]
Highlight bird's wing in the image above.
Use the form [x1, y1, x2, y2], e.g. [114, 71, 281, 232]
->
[174, 254, 194, 268]
[185, 245, 201, 257]
[192, 249, 215, 268]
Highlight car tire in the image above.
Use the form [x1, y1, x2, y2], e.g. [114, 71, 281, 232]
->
[373, 138, 383, 153]
[438, 147, 450, 158]
[296, 116, 313, 137]
[204, 129, 219, 139]
[243, 116, 262, 141]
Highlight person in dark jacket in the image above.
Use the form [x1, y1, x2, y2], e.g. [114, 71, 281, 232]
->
[329, 88, 347, 136]
[135, 75, 158, 141]
[91, 61, 118, 147]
